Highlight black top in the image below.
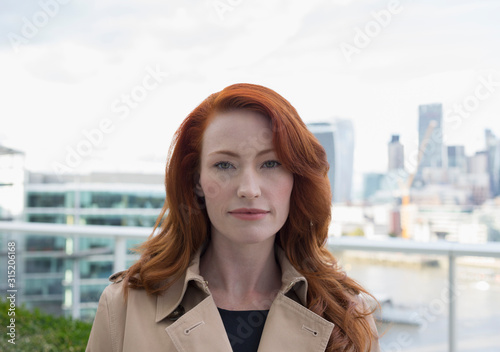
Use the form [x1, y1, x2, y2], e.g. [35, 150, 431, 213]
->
[217, 308, 269, 352]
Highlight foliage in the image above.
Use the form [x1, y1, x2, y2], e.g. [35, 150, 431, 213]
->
[344, 227, 365, 237]
[0, 299, 92, 352]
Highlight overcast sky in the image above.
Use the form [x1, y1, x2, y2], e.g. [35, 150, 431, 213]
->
[1, 0, 499, 181]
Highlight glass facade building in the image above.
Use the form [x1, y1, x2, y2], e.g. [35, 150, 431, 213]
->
[388, 135, 404, 171]
[21, 173, 165, 319]
[308, 119, 355, 204]
[417, 103, 443, 184]
[447, 145, 467, 172]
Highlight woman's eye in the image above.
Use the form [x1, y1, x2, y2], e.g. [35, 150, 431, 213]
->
[262, 160, 281, 168]
[215, 161, 233, 170]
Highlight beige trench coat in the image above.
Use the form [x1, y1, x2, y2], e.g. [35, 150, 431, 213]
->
[86, 248, 380, 352]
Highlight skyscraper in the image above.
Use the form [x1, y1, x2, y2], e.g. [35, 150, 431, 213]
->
[467, 151, 490, 204]
[447, 146, 467, 172]
[388, 135, 404, 171]
[417, 103, 443, 182]
[468, 151, 489, 174]
[485, 129, 500, 197]
[308, 119, 354, 203]
[363, 173, 384, 201]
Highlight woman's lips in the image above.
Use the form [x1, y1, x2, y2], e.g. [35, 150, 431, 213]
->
[228, 208, 269, 220]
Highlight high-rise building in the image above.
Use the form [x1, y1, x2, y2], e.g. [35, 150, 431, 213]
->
[468, 151, 489, 174]
[333, 119, 355, 203]
[363, 173, 384, 201]
[307, 119, 354, 203]
[485, 129, 500, 197]
[388, 135, 404, 171]
[467, 151, 490, 205]
[308, 122, 335, 202]
[417, 103, 443, 181]
[447, 146, 467, 172]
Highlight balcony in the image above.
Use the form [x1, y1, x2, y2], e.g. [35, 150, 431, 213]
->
[1, 221, 499, 352]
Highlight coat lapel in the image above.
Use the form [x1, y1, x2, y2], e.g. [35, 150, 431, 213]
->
[258, 293, 334, 352]
[156, 247, 334, 352]
[165, 295, 233, 352]
[164, 291, 334, 352]
[260, 248, 334, 351]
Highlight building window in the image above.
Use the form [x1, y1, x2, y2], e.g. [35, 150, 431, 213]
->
[27, 193, 65, 207]
[26, 258, 64, 273]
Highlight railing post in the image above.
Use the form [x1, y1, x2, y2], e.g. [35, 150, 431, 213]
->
[448, 254, 456, 352]
[114, 236, 127, 273]
[72, 236, 81, 319]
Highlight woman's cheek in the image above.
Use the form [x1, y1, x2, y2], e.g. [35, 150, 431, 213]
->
[202, 173, 232, 199]
[274, 172, 294, 196]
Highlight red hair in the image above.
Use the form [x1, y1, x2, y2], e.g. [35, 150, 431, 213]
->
[124, 83, 377, 351]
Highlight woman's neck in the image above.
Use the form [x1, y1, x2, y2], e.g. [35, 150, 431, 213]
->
[199, 237, 282, 310]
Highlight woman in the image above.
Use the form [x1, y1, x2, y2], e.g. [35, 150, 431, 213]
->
[86, 83, 380, 352]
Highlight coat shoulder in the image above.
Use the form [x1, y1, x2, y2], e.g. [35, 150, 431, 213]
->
[109, 270, 127, 283]
[100, 275, 128, 311]
[87, 275, 128, 351]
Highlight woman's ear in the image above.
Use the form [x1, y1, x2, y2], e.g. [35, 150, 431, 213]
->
[194, 173, 205, 197]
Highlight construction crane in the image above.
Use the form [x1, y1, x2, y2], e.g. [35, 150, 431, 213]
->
[400, 120, 437, 239]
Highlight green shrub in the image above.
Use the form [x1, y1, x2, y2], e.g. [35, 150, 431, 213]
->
[345, 227, 365, 237]
[0, 299, 92, 352]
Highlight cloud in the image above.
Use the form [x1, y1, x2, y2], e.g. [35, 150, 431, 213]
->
[18, 42, 106, 84]
[1, 0, 500, 174]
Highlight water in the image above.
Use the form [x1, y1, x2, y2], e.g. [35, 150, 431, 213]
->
[333, 251, 500, 352]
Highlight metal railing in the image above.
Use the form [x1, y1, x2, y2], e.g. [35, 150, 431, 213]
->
[1, 221, 500, 352]
[0, 222, 150, 319]
[327, 236, 500, 352]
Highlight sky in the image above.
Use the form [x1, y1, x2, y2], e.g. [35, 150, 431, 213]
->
[1, 0, 500, 181]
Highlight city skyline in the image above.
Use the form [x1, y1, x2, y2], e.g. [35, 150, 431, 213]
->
[1, 0, 499, 177]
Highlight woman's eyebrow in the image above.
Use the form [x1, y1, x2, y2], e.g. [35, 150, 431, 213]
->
[208, 148, 274, 157]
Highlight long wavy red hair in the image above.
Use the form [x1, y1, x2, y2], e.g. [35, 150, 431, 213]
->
[124, 83, 377, 351]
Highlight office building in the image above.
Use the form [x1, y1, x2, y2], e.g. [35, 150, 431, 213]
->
[22, 172, 165, 318]
[468, 151, 488, 174]
[308, 119, 354, 203]
[485, 129, 500, 197]
[465, 151, 490, 205]
[447, 146, 467, 173]
[388, 135, 404, 171]
[308, 122, 335, 201]
[417, 103, 443, 182]
[363, 173, 385, 202]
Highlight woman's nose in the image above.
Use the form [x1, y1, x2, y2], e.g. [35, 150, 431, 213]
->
[237, 169, 261, 199]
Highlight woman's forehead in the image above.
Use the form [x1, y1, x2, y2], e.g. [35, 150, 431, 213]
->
[202, 110, 274, 155]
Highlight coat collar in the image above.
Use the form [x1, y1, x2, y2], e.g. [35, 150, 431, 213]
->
[155, 245, 308, 323]
[276, 246, 308, 304]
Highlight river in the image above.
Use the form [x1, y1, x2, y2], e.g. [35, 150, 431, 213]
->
[331, 251, 500, 352]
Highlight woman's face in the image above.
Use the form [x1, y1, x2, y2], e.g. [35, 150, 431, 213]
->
[196, 109, 294, 247]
